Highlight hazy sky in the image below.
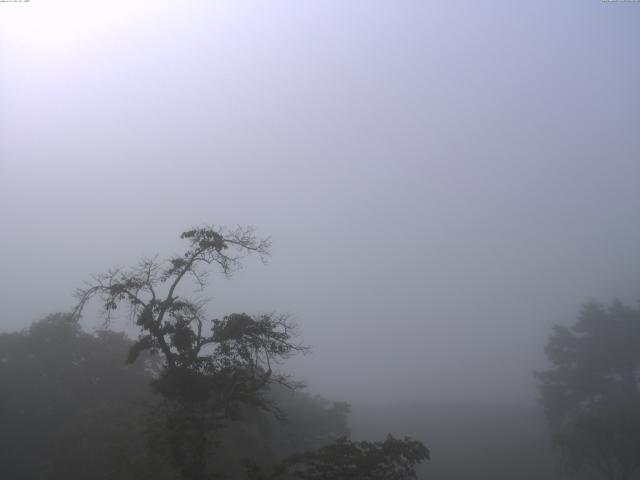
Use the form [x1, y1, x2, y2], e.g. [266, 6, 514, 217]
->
[1, 1, 639, 405]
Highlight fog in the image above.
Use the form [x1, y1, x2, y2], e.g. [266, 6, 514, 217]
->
[1, 2, 640, 478]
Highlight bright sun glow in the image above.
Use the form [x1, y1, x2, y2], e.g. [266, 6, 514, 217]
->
[0, 1, 202, 61]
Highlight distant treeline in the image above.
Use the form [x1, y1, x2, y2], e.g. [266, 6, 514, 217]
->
[0, 314, 351, 479]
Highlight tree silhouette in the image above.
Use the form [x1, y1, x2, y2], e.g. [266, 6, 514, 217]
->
[0, 313, 179, 479]
[536, 300, 640, 480]
[74, 225, 307, 480]
[246, 435, 429, 480]
[74, 224, 429, 480]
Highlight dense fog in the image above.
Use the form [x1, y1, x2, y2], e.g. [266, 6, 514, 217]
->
[1, 2, 639, 479]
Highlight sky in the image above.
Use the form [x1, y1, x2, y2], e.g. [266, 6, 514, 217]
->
[1, 0, 639, 406]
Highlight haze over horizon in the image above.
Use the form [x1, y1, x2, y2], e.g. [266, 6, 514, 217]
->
[1, 0, 639, 408]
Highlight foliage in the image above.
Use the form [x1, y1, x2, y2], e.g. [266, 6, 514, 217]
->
[70, 224, 429, 480]
[246, 435, 429, 480]
[268, 391, 352, 456]
[0, 313, 178, 480]
[195, 391, 352, 479]
[536, 300, 640, 480]
[74, 226, 305, 412]
[73, 225, 308, 479]
[0, 313, 362, 480]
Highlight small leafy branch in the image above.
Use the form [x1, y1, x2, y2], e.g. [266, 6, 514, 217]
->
[246, 435, 430, 480]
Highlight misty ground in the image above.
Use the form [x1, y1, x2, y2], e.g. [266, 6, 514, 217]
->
[351, 402, 599, 480]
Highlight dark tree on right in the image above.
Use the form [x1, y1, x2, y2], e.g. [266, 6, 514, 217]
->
[536, 300, 640, 480]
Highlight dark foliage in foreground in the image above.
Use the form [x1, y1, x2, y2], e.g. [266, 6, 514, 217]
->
[246, 435, 429, 480]
[0, 313, 419, 479]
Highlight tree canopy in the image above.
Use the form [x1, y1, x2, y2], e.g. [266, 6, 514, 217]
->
[0, 313, 367, 480]
[0, 313, 178, 480]
[536, 300, 640, 480]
